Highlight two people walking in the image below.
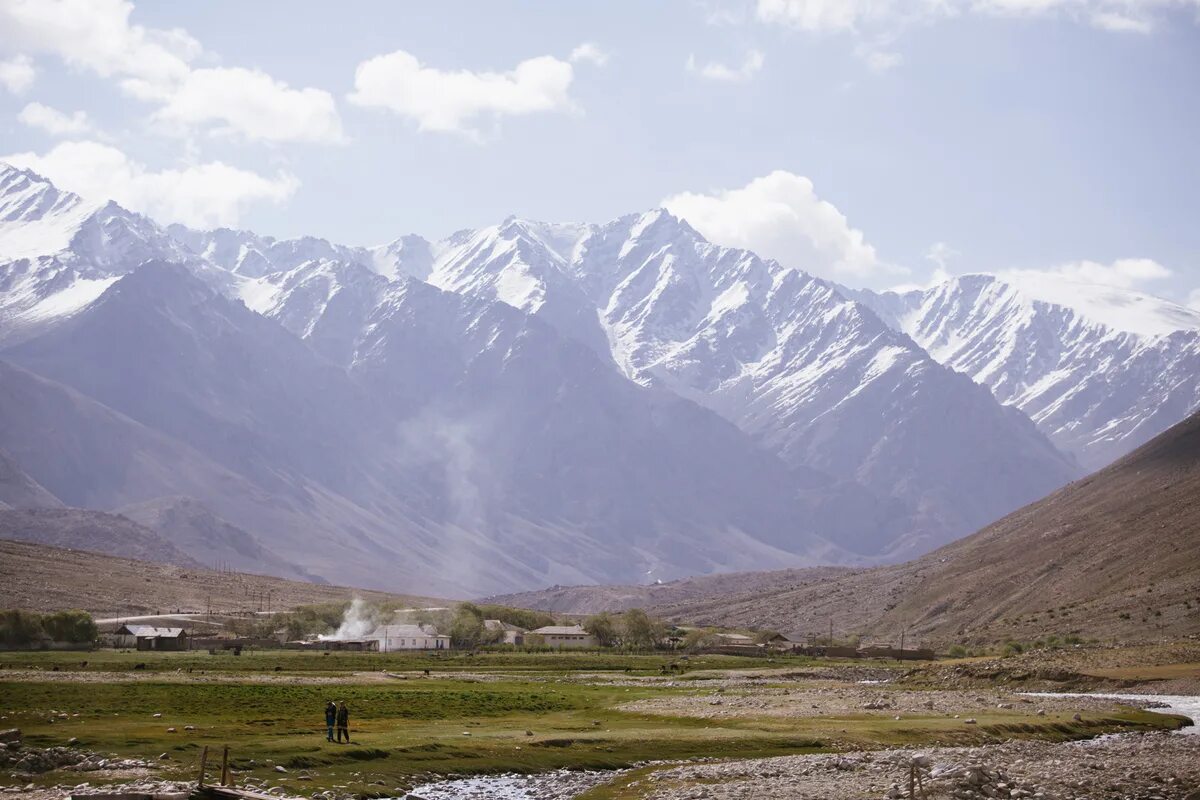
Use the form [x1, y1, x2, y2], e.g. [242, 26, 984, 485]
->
[324, 700, 350, 743]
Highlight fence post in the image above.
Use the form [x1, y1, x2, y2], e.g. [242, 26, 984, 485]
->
[221, 745, 229, 785]
[197, 745, 209, 787]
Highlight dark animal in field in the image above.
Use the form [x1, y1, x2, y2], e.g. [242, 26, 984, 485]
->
[133, 663, 146, 670]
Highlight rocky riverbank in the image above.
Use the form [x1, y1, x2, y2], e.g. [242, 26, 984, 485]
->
[625, 732, 1200, 800]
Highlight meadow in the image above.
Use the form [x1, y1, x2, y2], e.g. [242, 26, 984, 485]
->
[0, 649, 1185, 798]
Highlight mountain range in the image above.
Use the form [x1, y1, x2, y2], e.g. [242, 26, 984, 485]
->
[490, 405, 1200, 644]
[0, 161, 1195, 595]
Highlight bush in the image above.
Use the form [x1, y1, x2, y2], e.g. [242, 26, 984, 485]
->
[1001, 641, 1024, 657]
[947, 644, 968, 658]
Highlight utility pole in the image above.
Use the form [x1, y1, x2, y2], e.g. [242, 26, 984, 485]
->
[900, 625, 906, 661]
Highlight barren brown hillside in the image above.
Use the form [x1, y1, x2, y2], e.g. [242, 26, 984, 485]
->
[0, 508, 198, 566]
[0, 539, 446, 616]
[503, 409, 1200, 647]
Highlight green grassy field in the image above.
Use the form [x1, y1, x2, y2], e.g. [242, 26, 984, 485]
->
[0, 650, 1186, 798]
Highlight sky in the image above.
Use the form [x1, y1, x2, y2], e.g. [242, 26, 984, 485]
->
[0, 0, 1198, 301]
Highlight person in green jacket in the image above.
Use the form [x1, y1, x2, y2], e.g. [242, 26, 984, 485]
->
[336, 701, 350, 743]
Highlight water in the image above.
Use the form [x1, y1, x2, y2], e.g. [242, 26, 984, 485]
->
[1021, 692, 1200, 735]
[399, 693, 1200, 798]
[400, 769, 620, 800]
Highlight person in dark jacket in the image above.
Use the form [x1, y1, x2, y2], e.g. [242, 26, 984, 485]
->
[324, 701, 336, 742]
[336, 701, 350, 743]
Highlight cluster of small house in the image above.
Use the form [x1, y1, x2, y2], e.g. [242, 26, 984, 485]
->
[99, 621, 932, 660]
[312, 621, 600, 652]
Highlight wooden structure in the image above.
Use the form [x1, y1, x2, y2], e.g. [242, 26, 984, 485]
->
[114, 625, 190, 651]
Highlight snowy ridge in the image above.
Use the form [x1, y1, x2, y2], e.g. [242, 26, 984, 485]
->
[0, 164, 191, 344]
[385, 210, 1081, 555]
[856, 274, 1200, 469]
[1, 162, 1172, 588]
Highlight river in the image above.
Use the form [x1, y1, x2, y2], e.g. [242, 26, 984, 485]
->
[1021, 692, 1200, 735]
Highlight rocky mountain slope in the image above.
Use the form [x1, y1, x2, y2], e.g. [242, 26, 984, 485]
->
[642, 407, 1200, 644]
[116, 496, 320, 582]
[2, 161, 1184, 594]
[0, 508, 199, 567]
[0, 539, 442, 616]
[197, 210, 1081, 558]
[854, 274, 1200, 470]
[406, 214, 1081, 556]
[0, 447, 62, 510]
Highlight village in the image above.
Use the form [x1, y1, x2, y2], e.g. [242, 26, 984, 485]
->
[95, 605, 934, 662]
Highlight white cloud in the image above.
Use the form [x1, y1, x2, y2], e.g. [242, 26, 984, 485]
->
[153, 67, 344, 144]
[1090, 10, 1155, 30]
[0, 0, 196, 99]
[0, 0, 342, 144]
[0, 54, 35, 94]
[569, 42, 610, 66]
[925, 241, 959, 271]
[662, 170, 904, 283]
[4, 140, 298, 228]
[686, 49, 765, 81]
[348, 49, 577, 136]
[755, 0, 1199, 66]
[756, 0, 893, 31]
[1000, 257, 1173, 289]
[854, 43, 903, 72]
[1188, 288, 1200, 311]
[17, 101, 91, 135]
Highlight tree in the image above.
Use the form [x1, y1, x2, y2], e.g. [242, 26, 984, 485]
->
[584, 612, 618, 647]
[475, 604, 556, 631]
[754, 629, 783, 645]
[0, 610, 46, 646]
[42, 610, 98, 643]
[681, 628, 721, 652]
[449, 602, 486, 649]
[620, 609, 666, 650]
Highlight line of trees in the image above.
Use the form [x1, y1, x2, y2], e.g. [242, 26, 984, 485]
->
[583, 609, 669, 650]
[446, 602, 559, 648]
[0, 609, 98, 646]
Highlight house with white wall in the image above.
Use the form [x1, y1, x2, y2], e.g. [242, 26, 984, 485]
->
[369, 623, 450, 651]
[530, 624, 597, 649]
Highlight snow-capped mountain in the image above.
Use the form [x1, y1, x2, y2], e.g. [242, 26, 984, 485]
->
[855, 274, 1200, 469]
[0, 164, 189, 344]
[0, 162, 1130, 593]
[405, 212, 1080, 555]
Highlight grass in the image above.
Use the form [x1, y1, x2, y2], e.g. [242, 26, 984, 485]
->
[0, 650, 1188, 798]
[0, 647, 800, 675]
[1079, 662, 1200, 682]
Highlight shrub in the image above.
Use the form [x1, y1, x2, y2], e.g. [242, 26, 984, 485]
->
[1001, 640, 1024, 657]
